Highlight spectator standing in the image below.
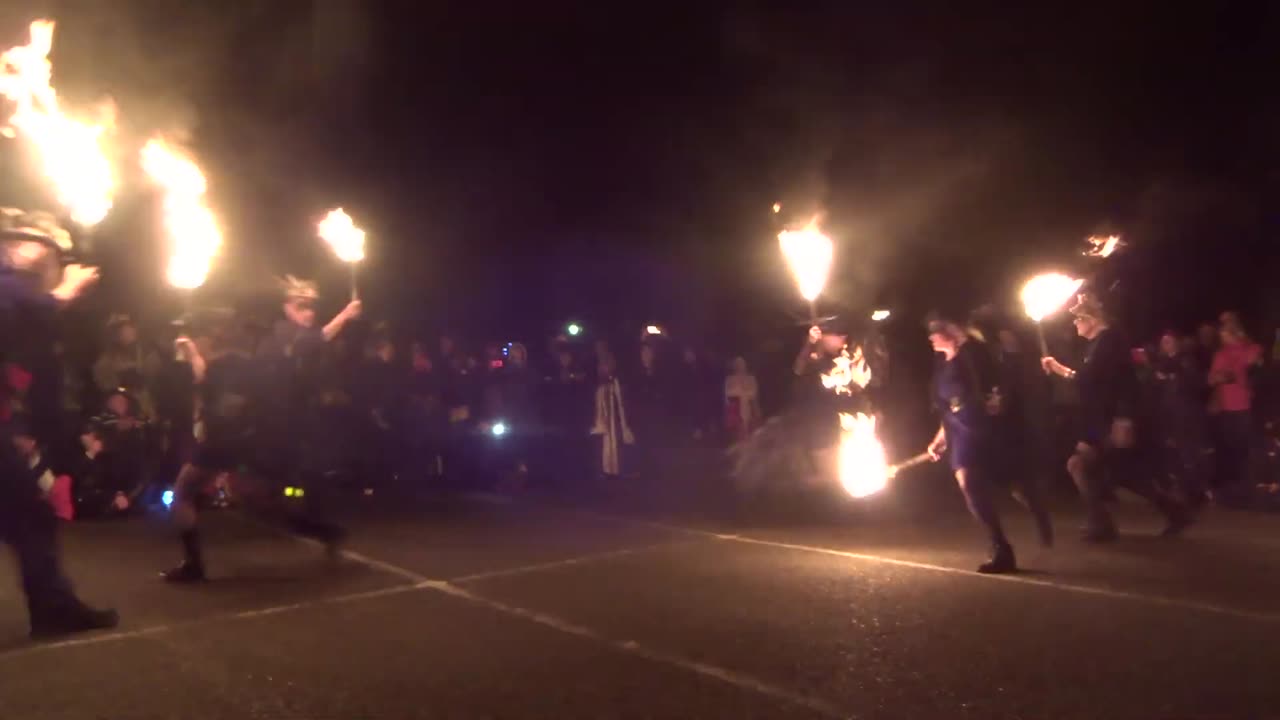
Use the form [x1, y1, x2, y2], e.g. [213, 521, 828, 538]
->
[1209, 316, 1263, 500]
[724, 356, 761, 444]
[92, 314, 161, 420]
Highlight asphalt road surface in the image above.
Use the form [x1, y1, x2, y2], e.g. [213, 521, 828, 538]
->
[2, 482, 1279, 719]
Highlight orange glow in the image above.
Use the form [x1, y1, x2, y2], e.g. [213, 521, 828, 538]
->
[0, 20, 116, 226]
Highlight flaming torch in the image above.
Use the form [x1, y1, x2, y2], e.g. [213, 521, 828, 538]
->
[0, 20, 116, 228]
[1084, 234, 1121, 258]
[778, 217, 833, 323]
[1020, 272, 1083, 356]
[837, 412, 890, 499]
[317, 208, 365, 300]
[141, 139, 221, 292]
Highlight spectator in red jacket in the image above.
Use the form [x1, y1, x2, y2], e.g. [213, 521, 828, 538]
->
[1209, 315, 1263, 499]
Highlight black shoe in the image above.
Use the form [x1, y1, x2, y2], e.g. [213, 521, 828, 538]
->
[977, 545, 1017, 574]
[30, 605, 119, 640]
[160, 561, 206, 583]
[1161, 506, 1194, 538]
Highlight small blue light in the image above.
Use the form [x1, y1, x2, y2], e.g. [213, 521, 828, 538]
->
[491, 422, 507, 437]
[161, 490, 175, 508]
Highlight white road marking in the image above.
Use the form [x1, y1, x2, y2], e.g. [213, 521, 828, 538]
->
[2, 537, 848, 717]
[572, 510, 1280, 624]
[449, 541, 700, 584]
[0, 583, 427, 662]
[425, 580, 846, 718]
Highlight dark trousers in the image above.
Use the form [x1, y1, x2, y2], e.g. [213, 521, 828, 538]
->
[0, 476, 79, 621]
[954, 463, 1010, 551]
[1075, 447, 1178, 530]
[1214, 411, 1254, 496]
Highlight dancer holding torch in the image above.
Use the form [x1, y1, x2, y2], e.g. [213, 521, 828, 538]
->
[923, 311, 1017, 573]
[0, 209, 118, 635]
[256, 275, 362, 558]
[1040, 294, 1192, 541]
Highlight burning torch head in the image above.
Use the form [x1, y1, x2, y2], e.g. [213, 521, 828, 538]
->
[0, 208, 72, 292]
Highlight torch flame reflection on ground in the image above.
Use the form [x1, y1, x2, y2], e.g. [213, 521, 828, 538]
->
[318, 208, 366, 263]
[0, 20, 116, 226]
[1019, 272, 1084, 323]
[778, 218, 833, 305]
[141, 139, 221, 290]
[838, 412, 890, 498]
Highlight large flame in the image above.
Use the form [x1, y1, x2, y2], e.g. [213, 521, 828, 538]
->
[778, 218, 833, 303]
[141, 139, 221, 290]
[1084, 234, 1121, 258]
[0, 20, 115, 226]
[318, 208, 365, 263]
[821, 344, 871, 395]
[1020, 272, 1084, 323]
[837, 412, 889, 498]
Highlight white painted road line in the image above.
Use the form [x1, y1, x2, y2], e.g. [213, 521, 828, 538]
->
[0, 582, 428, 662]
[449, 541, 704, 584]
[426, 580, 846, 719]
[582, 512, 1280, 624]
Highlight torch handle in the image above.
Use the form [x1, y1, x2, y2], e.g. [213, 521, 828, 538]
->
[888, 452, 936, 478]
[808, 300, 818, 327]
[1035, 323, 1049, 357]
[350, 263, 359, 302]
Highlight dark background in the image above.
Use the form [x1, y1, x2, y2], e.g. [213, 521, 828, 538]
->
[2, 0, 1279, 354]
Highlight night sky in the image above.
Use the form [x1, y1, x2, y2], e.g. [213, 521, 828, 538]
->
[2, 1, 1278, 346]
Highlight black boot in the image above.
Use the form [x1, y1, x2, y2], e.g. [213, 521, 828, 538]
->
[30, 603, 119, 640]
[977, 543, 1017, 574]
[161, 530, 206, 583]
[1160, 503, 1194, 538]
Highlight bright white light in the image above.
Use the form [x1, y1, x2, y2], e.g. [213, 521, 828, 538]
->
[161, 489, 174, 508]
[567, 323, 582, 337]
[491, 422, 507, 437]
[871, 309, 891, 322]
[645, 325, 663, 336]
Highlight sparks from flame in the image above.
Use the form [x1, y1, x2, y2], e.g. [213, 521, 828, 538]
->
[821, 344, 871, 396]
[141, 139, 222, 290]
[318, 208, 366, 263]
[778, 217, 833, 303]
[870, 309, 891, 322]
[0, 20, 115, 227]
[838, 412, 890, 498]
[1084, 234, 1121, 258]
[771, 202, 781, 214]
[1020, 272, 1084, 323]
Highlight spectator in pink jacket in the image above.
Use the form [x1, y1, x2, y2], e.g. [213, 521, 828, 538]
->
[1209, 315, 1262, 498]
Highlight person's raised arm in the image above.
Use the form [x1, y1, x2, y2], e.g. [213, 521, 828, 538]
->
[322, 299, 363, 342]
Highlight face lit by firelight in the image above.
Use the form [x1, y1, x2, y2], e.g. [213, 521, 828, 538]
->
[284, 298, 316, 328]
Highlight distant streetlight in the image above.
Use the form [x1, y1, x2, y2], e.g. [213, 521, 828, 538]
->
[566, 323, 583, 337]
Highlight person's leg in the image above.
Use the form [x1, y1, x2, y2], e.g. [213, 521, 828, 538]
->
[1107, 447, 1192, 536]
[1, 480, 119, 636]
[1068, 443, 1116, 541]
[162, 463, 211, 582]
[954, 466, 1015, 573]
